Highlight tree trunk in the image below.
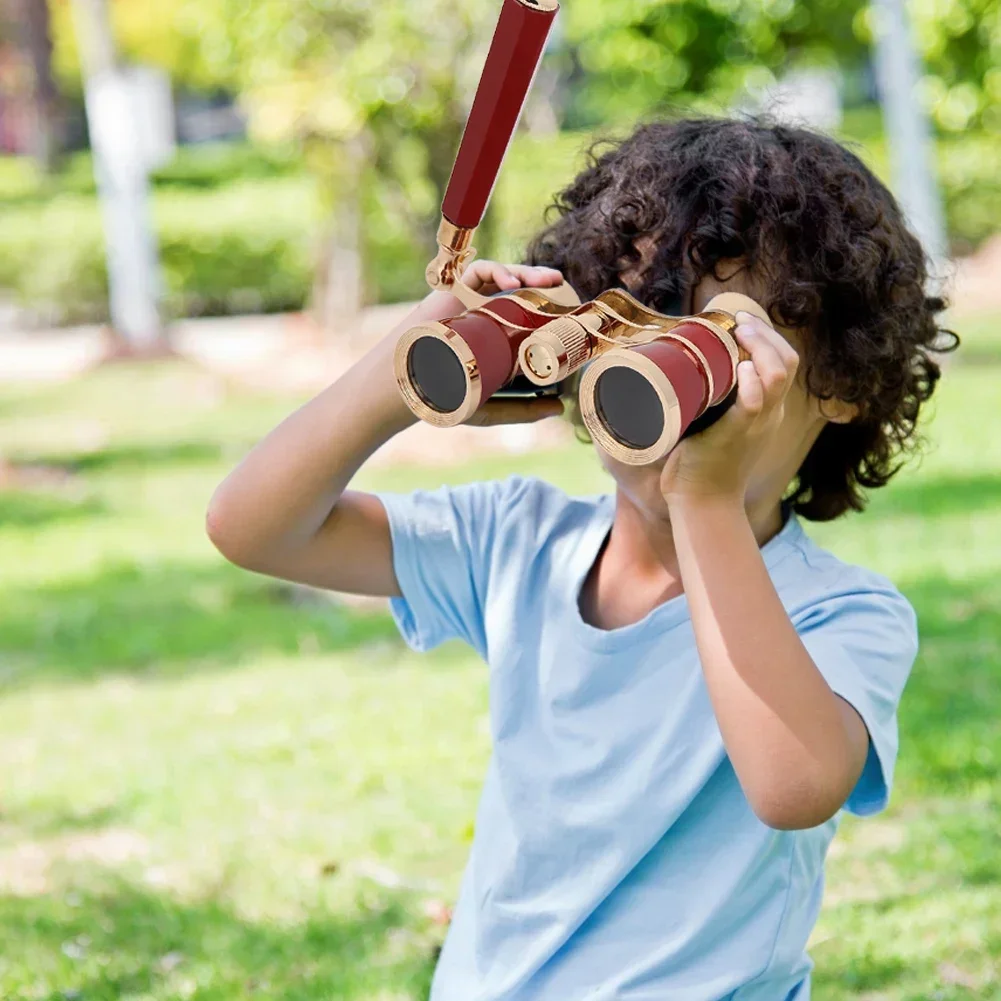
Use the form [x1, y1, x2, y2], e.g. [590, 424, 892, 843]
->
[311, 134, 369, 343]
[72, 0, 165, 353]
[872, 0, 949, 282]
[19, 0, 61, 172]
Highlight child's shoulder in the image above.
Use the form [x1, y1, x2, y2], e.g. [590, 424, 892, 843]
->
[466, 474, 611, 543]
[777, 520, 916, 632]
[444, 474, 605, 518]
[484, 473, 605, 511]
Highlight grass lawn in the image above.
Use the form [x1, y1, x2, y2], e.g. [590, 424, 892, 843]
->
[0, 312, 999, 1000]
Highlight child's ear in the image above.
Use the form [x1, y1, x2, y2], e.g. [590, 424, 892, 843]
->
[818, 398, 858, 424]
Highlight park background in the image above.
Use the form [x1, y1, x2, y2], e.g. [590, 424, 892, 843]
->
[1, 0, 1000, 997]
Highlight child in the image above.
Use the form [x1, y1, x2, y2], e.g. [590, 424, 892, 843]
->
[207, 118, 953, 999]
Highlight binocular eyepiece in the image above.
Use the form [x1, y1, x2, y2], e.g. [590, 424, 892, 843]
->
[395, 286, 579, 427]
[395, 287, 770, 465]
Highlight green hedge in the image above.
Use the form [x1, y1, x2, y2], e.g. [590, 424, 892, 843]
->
[0, 177, 320, 324]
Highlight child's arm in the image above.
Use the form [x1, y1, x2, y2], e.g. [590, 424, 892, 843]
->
[206, 263, 565, 597]
[662, 313, 871, 831]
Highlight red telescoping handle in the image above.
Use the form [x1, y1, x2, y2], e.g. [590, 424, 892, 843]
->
[441, 0, 559, 230]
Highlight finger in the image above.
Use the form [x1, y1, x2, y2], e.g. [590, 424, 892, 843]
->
[460, 260, 495, 289]
[736, 311, 799, 376]
[734, 359, 765, 419]
[507, 265, 565, 288]
[734, 320, 790, 405]
[468, 396, 565, 427]
[490, 263, 521, 291]
[461, 260, 516, 291]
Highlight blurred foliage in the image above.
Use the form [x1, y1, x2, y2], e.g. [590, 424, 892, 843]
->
[47, 0, 239, 94]
[0, 119, 1000, 322]
[558, 0, 1001, 134]
[558, 0, 860, 126]
[0, 166, 319, 323]
[900, 0, 1001, 134]
[49, 0, 505, 249]
[45, 0, 1001, 135]
[0, 141, 303, 203]
[34, 0, 1001, 320]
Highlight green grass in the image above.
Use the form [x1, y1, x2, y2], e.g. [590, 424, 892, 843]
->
[1, 321, 1000, 999]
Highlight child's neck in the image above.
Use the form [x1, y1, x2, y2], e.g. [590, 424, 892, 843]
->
[578, 490, 785, 632]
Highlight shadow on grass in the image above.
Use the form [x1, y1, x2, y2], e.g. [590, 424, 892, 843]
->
[873, 471, 1001, 520]
[0, 490, 105, 528]
[812, 951, 908, 993]
[0, 880, 438, 1001]
[13, 440, 229, 476]
[0, 559, 401, 689]
[0, 801, 135, 840]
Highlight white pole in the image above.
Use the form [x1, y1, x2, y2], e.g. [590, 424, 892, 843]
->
[871, 0, 949, 283]
[72, 0, 163, 350]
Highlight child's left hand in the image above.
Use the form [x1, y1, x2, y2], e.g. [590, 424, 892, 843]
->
[660, 311, 800, 504]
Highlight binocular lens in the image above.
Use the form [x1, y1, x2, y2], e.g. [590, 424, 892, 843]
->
[594, 367, 664, 450]
[395, 306, 529, 426]
[407, 336, 468, 414]
[580, 321, 738, 465]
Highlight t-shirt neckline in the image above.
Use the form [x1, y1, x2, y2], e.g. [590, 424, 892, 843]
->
[566, 494, 803, 652]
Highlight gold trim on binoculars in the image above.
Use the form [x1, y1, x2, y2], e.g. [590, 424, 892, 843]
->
[517, 289, 742, 390]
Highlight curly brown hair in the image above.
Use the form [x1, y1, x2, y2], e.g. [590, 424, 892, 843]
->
[524, 117, 957, 521]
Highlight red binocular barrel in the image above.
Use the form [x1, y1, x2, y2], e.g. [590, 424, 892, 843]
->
[395, 295, 562, 427]
[580, 318, 741, 465]
[441, 0, 559, 230]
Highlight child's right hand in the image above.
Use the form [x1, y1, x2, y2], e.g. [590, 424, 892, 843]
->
[460, 260, 566, 297]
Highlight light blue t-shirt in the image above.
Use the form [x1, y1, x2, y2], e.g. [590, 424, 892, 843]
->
[377, 476, 918, 1001]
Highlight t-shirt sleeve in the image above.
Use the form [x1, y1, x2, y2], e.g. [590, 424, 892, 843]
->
[793, 580, 919, 817]
[375, 479, 516, 657]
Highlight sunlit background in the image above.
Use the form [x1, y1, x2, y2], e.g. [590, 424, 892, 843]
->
[0, 0, 999, 998]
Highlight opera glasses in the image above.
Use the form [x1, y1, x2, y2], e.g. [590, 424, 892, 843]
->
[395, 285, 770, 465]
[392, 0, 773, 464]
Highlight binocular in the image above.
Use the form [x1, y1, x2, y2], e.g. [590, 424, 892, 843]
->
[393, 0, 770, 465]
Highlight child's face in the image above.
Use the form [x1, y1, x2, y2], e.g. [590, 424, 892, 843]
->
[595, 260, 831, 521]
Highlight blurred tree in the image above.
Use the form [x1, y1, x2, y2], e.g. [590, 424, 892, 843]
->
[15, 0, 62, 169]
[557, 0, 862, 128]
[71, 0, 164, 351]
[883, 0, 1000, 133]
[46, 0, 509, 325]
[559, 0, 1000, 134]
[214, 0, 506, 328]
[47, 0, 239, 93]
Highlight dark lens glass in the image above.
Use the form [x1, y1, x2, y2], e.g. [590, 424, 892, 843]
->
[595, 367, 664, 449]
[408, 337, 467, 413]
